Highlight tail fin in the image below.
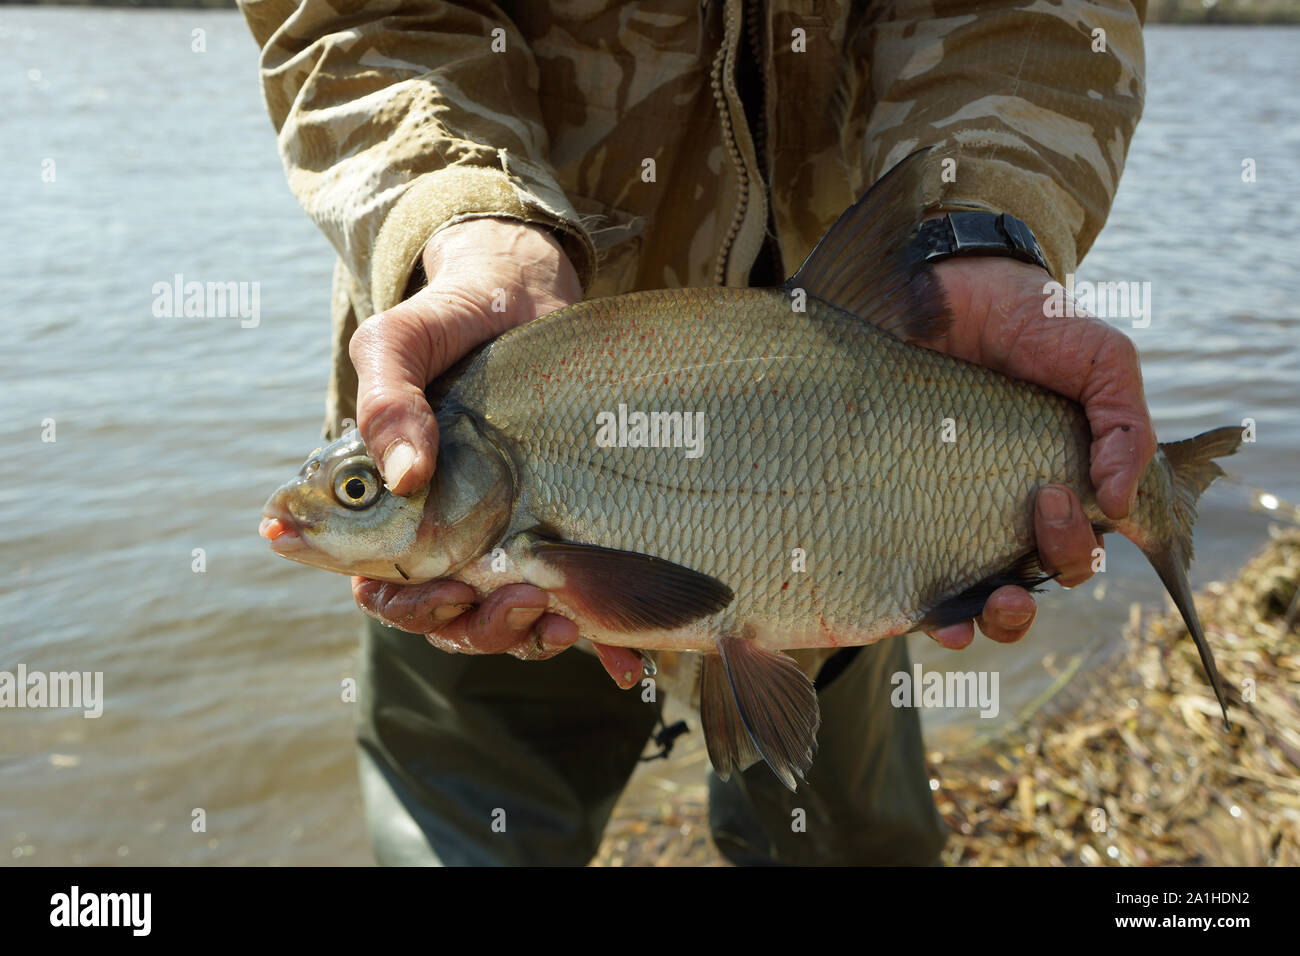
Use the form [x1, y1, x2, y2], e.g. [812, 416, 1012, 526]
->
[1137, 426, 1243, 727]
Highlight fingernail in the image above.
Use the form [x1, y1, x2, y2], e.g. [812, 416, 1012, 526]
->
[1039, 486, 1072, 522]
[999, 609, 1032, 628]
[505, 607, 546, 632]
[381, 440, 416, 489]
[433, 605, 465, 622]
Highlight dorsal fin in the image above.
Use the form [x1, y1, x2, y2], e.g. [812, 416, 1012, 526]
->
[786, 147, 952, 341]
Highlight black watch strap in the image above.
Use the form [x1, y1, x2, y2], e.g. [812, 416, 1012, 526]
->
[912, 211, 1049, 272]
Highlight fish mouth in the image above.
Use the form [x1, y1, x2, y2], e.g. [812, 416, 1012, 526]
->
[258, 514, 301, 548]
[259, 491, 312, 555]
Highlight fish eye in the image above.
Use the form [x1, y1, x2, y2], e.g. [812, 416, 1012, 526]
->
[332, 457, 381, 509]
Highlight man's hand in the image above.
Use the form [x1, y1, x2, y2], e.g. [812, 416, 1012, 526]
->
[921, 256, 1158, 650]
[347, 217, 645, 688]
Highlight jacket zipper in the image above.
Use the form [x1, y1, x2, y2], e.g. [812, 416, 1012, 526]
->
[709, 1, 749, 286]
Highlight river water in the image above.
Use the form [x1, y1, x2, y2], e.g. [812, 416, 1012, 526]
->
[1, 10, 1296, 865]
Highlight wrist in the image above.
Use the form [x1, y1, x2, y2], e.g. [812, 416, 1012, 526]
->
[422, 216, 568, 280]
[418, 217, 581, 330]
[930, 256, 1055, 351]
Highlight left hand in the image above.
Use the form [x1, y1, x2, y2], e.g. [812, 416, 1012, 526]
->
[921, 256, 1158, 649]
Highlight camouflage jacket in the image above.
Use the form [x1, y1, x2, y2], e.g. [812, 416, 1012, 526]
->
[240, 0, 1147, 439]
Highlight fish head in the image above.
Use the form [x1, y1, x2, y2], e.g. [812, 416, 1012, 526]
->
[258, 428, 427, 582]
[259, 419, 512, 584]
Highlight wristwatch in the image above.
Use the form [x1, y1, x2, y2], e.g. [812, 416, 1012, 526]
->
[912, 211, 1050, 273]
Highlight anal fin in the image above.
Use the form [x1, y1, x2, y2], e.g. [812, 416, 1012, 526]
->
[709, 635, 821, 792]
[700, 654, 763, 782]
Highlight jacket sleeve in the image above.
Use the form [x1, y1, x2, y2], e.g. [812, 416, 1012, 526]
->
[237, 0, 596, 311]
[861, 0, 1148, 280]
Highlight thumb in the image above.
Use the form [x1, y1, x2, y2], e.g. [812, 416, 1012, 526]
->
[349, 288, 469, 496]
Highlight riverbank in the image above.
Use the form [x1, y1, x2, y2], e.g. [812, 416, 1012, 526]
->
[594, 526, 1300, 866]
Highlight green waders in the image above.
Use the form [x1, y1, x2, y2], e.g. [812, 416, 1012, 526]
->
[356, 618, 948, 865]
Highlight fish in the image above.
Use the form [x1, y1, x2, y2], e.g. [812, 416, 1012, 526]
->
[259, 149, 1241, 791]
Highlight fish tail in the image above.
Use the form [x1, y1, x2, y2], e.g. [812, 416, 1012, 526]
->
[1130, 425, 1243, 727]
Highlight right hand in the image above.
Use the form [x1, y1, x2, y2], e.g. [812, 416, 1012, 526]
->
[348, 217, 645, 688]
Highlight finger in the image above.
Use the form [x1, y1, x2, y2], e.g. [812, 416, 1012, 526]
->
[1035, 484, 1102, 588]
[591, 643, 644, 689]
[430, 583, 552, 654]
[351, 576, 477, 633]
[505, 613, 581, 662]
[924, 621, 974, 650]
[975, 585, 1037, 643]
[1090, 418, 1158, 521]
[424, 631, 485, 656]
[534, 613, 579, 649]
[349, 291, 467, 496]
[1071, 328, 1158, 520]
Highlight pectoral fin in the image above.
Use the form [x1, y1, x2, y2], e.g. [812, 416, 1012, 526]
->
[509, 532, 734, 632]
[702, 635, 821, 792]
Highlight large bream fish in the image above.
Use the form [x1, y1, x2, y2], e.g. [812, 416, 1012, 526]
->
[260, 151, 1240, 790]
